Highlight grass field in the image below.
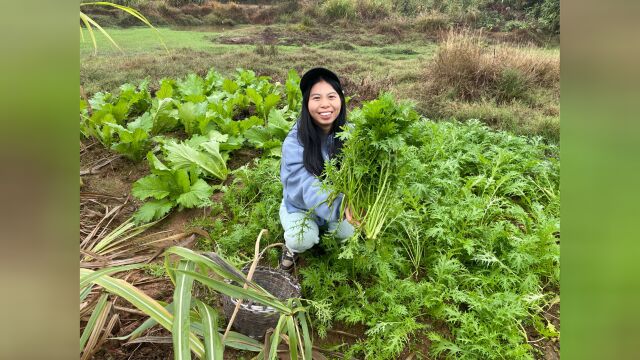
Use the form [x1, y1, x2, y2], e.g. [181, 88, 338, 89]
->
[81, 24, 559, 141]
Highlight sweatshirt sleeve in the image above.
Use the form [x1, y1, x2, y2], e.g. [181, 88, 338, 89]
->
[280, 136, 343, 223]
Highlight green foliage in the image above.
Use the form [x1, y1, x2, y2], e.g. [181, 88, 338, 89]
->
[82, 68, 559, 359]
[81, 82, 152, 147]
[527, 0, 560, 34]
[217, 96, 559, 359]
[81, 67, 299, 223]
[109, 111, 153, 161]
[284, 69, 302, 113]
[162, 135, 229, 181]
[131, 152, 214, 223]
[207, 158, 284, 261]
[80, 248, 312, 359]
[325, 92, 420, 239]
[496, 67, 530, 103]
[244, 108, 296, 157]
[320, 0, 356, 20]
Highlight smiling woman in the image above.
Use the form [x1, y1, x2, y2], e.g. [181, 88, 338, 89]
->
[278, 68, 357, 272]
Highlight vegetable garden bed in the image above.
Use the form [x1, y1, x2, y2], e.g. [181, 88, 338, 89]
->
[80, 68, 559, 359]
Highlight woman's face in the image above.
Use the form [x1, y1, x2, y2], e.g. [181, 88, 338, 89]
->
[307, 80, 342, 134]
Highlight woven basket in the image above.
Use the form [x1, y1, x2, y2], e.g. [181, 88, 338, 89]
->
[221, 266, 301, 340]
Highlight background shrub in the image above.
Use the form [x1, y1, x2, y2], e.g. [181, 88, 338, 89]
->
[320, 0, 356, 20]
[393, 0, 430, 16]
[495, 67, 529, 102]
[355, 0, 392, 20]
[413, 11, 450, 32]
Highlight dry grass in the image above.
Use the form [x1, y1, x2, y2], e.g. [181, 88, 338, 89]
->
[427, 29, 559, 102]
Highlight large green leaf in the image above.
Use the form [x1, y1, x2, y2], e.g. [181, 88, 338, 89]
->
[80, 264, 143, 289]
[174, 270, 290, 314]
[222, 79, 239, 94]
[128, 111, 154, 132]
[147, 152, 170, 171]
[176, 179, 213, 208]
[178, 74, 206, 103]
[157, 79, 175, 99]
[163, 248, 262, 292]
[263, 93, 281, 118]
[165, 140, 228, 181]
[244, 127, 271, 148]
[133, 199, 174, 223]
[132, 175, 172, 200]
[150, 98, 179, 134]
[178, 102, 208, 136]
[267, 108, 292, 138]
[194, 300, 224, 360]
[245, 88, 262, 107]
[286, 316, 298, 360]
[173, 260, 196, 360]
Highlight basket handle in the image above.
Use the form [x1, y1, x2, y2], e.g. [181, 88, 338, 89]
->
[222, 229, 285, 341]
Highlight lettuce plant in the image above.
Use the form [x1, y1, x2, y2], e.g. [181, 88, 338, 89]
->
[131, 153, 214, 223]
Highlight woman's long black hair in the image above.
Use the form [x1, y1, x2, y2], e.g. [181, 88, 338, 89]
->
[297, 76, 347, 177]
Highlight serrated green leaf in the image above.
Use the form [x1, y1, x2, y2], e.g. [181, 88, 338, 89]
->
[127, 112, 153, 132]
[178, 73, 206, 103]
[157, 79, 174, 99]
[133, 198, 174, 223]
[222, 78, 239, 94]
[176, 179, 213, 208]
[132, 175, 171, 200]
[263, 93, 280, 115]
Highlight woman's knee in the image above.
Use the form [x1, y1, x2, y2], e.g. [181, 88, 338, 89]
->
[284, 225, 319, 253]
[329, 220, 355, 240]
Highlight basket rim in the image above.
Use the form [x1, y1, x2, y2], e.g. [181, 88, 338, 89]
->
[223, 266, 301, 314]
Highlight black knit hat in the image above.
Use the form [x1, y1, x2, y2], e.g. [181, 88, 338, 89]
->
[299, 67, 341, 95]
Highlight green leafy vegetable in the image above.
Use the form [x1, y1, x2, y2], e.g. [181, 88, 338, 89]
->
[131, 153, 214, 223]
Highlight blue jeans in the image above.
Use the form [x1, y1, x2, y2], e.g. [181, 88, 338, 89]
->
[279, 200, 354, 253]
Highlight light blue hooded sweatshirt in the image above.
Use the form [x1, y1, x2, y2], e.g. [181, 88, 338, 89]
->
[280, 122, 343, 226]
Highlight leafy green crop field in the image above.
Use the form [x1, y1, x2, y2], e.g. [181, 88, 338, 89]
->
[80, 65, 559, 359]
